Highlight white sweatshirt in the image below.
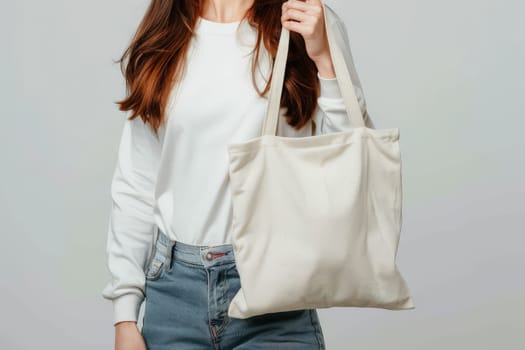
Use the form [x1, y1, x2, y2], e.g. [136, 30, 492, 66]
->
[102, 4, 372, 326]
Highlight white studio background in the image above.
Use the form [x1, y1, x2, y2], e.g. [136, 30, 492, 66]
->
[1, 0, 524, 349]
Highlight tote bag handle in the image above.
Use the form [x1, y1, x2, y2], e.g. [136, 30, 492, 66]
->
[261, 2, 366, 136]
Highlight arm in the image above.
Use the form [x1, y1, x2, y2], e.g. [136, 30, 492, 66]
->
[312, 10, 375, 135]
[101, 116, 161, 326]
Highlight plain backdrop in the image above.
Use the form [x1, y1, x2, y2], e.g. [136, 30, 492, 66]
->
[1, 0, 524, 349]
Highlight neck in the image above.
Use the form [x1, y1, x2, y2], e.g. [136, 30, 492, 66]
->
[201, 0, 254, 22]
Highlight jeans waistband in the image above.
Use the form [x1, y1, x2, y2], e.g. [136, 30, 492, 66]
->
[155, 224, 235, 270]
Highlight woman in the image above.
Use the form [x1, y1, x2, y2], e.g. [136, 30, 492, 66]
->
[101, 0, 372, 349]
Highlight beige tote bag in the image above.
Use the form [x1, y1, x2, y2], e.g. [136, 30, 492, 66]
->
[226, 2, 415, 319]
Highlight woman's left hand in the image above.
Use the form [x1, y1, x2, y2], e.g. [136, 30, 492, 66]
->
[281, 0, 335, 78]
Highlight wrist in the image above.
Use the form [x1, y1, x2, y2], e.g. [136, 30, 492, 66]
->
[313, 52, 335, 79]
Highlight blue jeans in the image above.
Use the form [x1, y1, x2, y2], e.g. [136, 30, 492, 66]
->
[141, 226, 326, 350]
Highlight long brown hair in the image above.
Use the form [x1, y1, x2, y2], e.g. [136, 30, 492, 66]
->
[115, 0, 321, 137]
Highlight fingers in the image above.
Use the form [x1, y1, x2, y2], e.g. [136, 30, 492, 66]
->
[282, 7, 310, 24]
[282, 0, 321, 26]
[283, 0, 317, 14]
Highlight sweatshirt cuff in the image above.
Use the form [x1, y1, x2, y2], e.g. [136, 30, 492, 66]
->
[112, 293, 144, 326]
[317, 71, 342, 99]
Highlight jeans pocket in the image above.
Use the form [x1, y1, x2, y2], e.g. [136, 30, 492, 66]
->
[145, 233, 168, 281]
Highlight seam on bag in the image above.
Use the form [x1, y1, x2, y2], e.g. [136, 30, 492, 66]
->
[228, 135, 398, 155]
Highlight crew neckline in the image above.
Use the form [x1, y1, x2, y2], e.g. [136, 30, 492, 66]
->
[196, 16, 243, 35]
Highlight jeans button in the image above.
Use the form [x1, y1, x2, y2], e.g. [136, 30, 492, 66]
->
[205, 252, 213, 261]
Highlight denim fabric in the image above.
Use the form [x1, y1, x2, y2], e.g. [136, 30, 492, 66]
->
[141, 226, 326, 350]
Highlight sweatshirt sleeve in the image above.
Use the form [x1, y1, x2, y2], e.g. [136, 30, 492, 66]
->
[313, 14, 374, 135]
[101, 116, 161, 326]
